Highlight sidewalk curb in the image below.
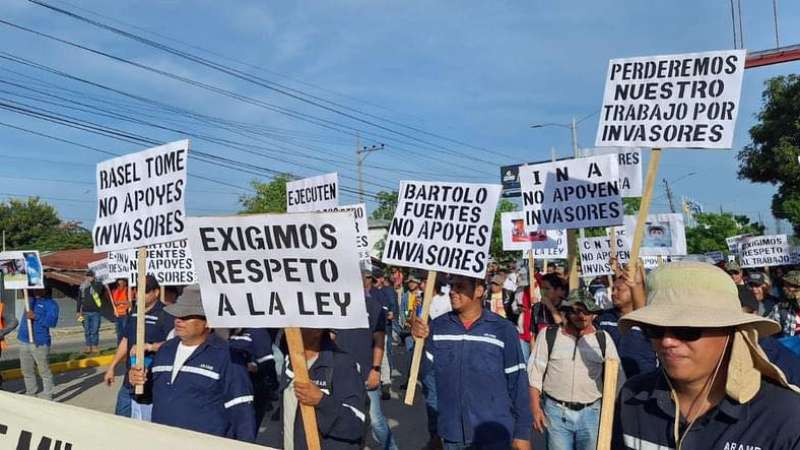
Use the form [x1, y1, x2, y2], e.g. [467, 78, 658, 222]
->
[1, 354, 114, 381]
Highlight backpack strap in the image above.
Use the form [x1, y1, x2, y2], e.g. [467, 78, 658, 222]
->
[596, 330, 607, 360]
[542, 326, 559, 385]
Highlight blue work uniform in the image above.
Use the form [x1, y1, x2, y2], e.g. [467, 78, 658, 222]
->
[150, 334, 256, 442]
[596, 309, 657, 378]
[228, 327, 278, 433]
[425, 310, 532, 446]
[17, 297, 59, 346]
[612, 370, 800, 450]
[282, 339, 367, 450]
[123, 301, 174, 403]
[334, 290, 386, 382]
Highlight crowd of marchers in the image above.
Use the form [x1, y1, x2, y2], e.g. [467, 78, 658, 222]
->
[2, 257, 800, 450]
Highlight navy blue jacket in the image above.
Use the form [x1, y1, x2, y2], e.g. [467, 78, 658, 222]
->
[17, 297, 58, 347]
[334, 289, 386, 382]
[380, 286, 399, 320]
[150, 334, 256, 442]
[425, 310, 532, 445]
[228, 327, 275, 379]
[760, 336, 800, 386]
[123, 301, 175, 395]
[282, 340, 367, 450]
[597, 309, 657, 378]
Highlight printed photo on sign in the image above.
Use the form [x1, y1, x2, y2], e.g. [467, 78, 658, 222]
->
[739, 234, 791, 268]
[519, 154, 623, 231]
[93, 140, 189, 252]
[595, 49, 746, 149]
[500, 211, 567, 258]
[581, 148, 643, 197]
[621, 213, 687, 256]
[286, 172, 339, 213]
[381, 181, 501, 279]
[0, 251, 44, 290]
[186, 212, 368, 329]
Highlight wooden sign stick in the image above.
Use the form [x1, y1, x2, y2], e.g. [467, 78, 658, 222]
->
[528, 250, 537, 303]
[608, 226, 617, 286]
[285, 327, 322, 450]
[22, 288, 33, 340]
[627, 149, 663, 280]
[160, 287, 166, 305]
[404, 270, 438, 406]
[596, 358, 621, 450]
[567, 229, 580, 290]
[134, 246, 147, 395]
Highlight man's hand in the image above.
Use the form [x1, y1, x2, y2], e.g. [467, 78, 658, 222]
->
[512, 439, 531, 450]
[366, 368, 381, 390]
[386, 311, 395, 321]
[411, 318, 429, 340]
[26, 311, 35, 320]
[294, 380, 324, 406]
[532, 407, 548, 433]
[104, 368, 116, 386]
[128, 367, 146, 386]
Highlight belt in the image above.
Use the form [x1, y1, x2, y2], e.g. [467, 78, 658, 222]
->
[545, 394, 595, 411]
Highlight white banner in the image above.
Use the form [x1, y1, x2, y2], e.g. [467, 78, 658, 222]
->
[324, 203, 371, 271]
[186, 212, 368, 329]
[582, 148, 643, 197]
[93, 140, 189, 252]
[0, 391, 270, 450]
[621, 213, 687, 256]
[381, 181, 501, 278]
[106, 241, 195, 287]
[500, 211, 567, 258]
[595, 49, 746, 149]
[107, 251, 130, 281]
[519, 154, 623, 231]
[286, 172, 339, 213]
[87, 258, 112, 285]
[726, 233, 752, 254]
[739, 234, 791, 268]
[0, 251, 44, 290]
[579, 236, 662, 277]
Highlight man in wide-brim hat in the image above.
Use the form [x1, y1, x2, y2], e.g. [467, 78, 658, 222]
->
[612, 262, 800, 450]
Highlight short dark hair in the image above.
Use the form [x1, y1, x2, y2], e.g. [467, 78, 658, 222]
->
[145, 274, 160, 293]
[542, 273, 567, 292]
[450, 275, 479, 297]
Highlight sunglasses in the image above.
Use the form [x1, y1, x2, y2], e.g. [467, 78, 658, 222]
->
[177, 315, 206, 321]
[562, 308, 590, 317]
[747, 282, 764, 288]
[784, 283, 800, 290]
[642, 326, 703, 342]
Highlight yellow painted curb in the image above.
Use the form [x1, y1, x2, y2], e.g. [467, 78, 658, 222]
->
[1, 354, 114, 381]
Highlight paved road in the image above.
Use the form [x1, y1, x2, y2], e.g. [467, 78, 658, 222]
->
[1, 343, 546, 449]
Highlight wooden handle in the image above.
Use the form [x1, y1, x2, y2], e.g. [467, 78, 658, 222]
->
[628, 148, 662, 280]
[596, 358, 620, 450]
[567, 229, 579, 291]
[404, 271, 438, 406]
[23, 289, 32, 340]
[285, 327, 321, 450]
[528, 251, 537, 302]
[134, 246, 147, 396]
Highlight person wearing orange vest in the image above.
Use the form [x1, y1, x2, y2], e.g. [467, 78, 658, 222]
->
[0, 301, 19, 388]
[110, 278, 131, 345]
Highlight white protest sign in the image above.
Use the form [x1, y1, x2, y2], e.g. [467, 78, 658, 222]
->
[500, 211, 567, 258]
[286, 172, 339, 213]
[582, 148, 643, 197]
[381, 181, 501, 278]
[519, 154, 624, 231]
[107, 241, 195, 286]
[324, 203, 371, 271]
[739, 234, 791, 268]
[726, 233, 752, 254]
[0, 391, 271, 450]
[791, 247, 800, 265]
[107, 251, 131, 281]
[579, 235, 631, 278]
[186, 212, 367, 329]
[705, 251, 725, 264]
[93, 140, 189, 252]
[621, 213, 686, 256]
[87, 258, 112, 284]
[0, 251, 44, 290]
[596, 49, 746, 149]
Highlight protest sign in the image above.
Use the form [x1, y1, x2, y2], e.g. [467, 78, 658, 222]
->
[93, 140, 189, 252]
[621, 213, 686, 256]
[500, 211, 567, 258]
[286, 172, 339, 213]
[107, 250, 131, 281]
[739, 234, 791, 268]
[595, 49, 747, 149]
[582, 148, 643, 197]
[791, 247, 800, 265]
[87, 258, 112, 284]
[0, 251, 44, 290]
[519, 154, 624, 231]
[382, 181, 501, 278]
[186, 212, 367, 329]
[579, 235, 630, 278]
[705, 251, 725, 264]
[0, 391, 270, 450]
[726, 233, 752, 254]
[107, 242, 195, 287]
[323, 203, 371, 271]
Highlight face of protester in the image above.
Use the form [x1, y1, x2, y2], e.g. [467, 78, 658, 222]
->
[648, 327, 731, 386]
[728, 270, 743, 285]
[611, 277, 632, 308]
[565, 305, 595, 331]
[748, 282, 767, 301]
[174, 315, 209, 343]
[362, 275, 373, 290]
[490, 282, 502, 294]
[783, 281, 800, 302]
[408, 281, 419, 292]
[142, 288, 160, 307]
[117, 279, 128, 289]
[540, 280, 564, 305]
[449, 279, 485, 313]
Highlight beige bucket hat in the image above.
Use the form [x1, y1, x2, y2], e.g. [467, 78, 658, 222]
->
[619, 261, 780, 337]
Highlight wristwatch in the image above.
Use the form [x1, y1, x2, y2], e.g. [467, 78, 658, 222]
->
[371, 365, 381, 372]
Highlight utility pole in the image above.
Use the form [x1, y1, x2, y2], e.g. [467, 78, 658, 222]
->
[570, 116, 579, 158]
[355, 136, 385, 203]
[663, 178, 676, 213]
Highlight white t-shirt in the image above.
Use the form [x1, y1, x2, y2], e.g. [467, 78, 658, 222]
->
[429, 290, 452, 320]
[171, 342, 199, 383]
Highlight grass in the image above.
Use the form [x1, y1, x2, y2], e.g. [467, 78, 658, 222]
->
[0, 346, 117, 371]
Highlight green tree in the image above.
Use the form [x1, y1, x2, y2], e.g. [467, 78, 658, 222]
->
[490, 199, 519, 261]
[370, 191, 398, 221]
[685, 212, 765, 254]
[238, 175, 291, 214]
[623, 197, 641, 215]
[737, 75, 800, 233]
[0, 197, 92, 250]
[31, 222, 93, 251]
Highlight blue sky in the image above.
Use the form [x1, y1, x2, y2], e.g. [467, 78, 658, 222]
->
[1, 1, 799, 233]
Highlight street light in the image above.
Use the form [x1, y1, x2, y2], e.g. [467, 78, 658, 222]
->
[530, 111, 598, 158]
